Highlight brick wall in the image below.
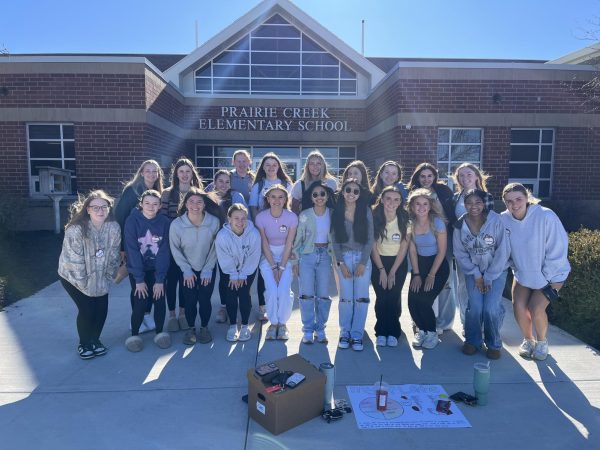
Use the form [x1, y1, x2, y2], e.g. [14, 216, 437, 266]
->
[367, 79, 591, 126]
[145, 70, 185, 126]
[0, 73, 146, 109]
[0, 122, 28, 196]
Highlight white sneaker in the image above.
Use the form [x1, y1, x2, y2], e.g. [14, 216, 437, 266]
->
[315, 330, 328, 344]
[239, 325, 251, 342]
[302, 332, 314, 344]
[412, 330, 426, 348]
[143, 315, 156, 332]
[532, 340, 549, 361]
[422, 331, 439, 349]
[226, 325, 239, 342]
[387, 336, 398, 347]
[277, 324, 290, 340]
[376, 336, 387, 347]
[518, 339, 536, 358]
[265, 324, 277, 340]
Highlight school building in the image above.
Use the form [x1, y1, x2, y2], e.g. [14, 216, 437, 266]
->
[1, 0, 598, 229]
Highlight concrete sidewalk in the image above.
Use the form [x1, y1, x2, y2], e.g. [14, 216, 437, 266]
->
[0, 277, 599, 450]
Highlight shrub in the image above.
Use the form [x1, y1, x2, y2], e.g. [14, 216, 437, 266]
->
[0, 195, 28, 234]
[548, 228, 600, 350]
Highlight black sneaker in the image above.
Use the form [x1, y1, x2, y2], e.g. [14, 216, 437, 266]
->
[93, 341, 107, 356]
[79, 345, 95, 360]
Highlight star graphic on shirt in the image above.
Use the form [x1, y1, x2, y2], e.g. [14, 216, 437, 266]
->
[138, 229, 159, 256]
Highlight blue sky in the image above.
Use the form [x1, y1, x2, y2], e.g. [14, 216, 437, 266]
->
[1, 0, 599, 60]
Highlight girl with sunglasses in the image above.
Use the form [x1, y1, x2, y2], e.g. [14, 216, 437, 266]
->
[331, 178, 374, 351]
[292, 181, 335, 344]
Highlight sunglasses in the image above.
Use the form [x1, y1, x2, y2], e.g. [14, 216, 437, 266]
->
[312, 191, 327, 198]
[344, 187, 360, 195]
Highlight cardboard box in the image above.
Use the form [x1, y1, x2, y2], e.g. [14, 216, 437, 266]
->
[247, 353, 326, 435]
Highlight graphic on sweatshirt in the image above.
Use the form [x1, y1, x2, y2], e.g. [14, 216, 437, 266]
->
[138, 229, 162, 259]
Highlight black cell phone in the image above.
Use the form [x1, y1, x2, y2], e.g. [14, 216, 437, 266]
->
[541, 284, 560, 302]
[450, 391, 477, 406]
[255, 362, 278, 377]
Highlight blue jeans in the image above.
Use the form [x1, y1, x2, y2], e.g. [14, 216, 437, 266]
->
[464, 271, 507, 350]
[298, 247, 333, 333]
[336, 251, 372, 341]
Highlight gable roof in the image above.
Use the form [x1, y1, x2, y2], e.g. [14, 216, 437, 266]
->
[549, 41, 600, 65]
[163, 0, 385, 89]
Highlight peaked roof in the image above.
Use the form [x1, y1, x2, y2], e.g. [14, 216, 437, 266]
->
[549, 41, 600, 65]
[163, 0, 386, 89]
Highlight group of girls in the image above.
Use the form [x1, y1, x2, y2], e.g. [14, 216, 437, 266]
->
[58, 149, 570, 362]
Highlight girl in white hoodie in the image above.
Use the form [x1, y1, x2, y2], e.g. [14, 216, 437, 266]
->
[215, 204, 261, 342]
[501, 183, 570, 361]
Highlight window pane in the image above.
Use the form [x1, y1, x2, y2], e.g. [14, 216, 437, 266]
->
[251, 51, 300, 65]
[302, 79, 338, 92]
[264, 14, 289, 25]
[511, 129, 540, 144]
[64, 160, 76, 172]
[340, 80, 357, 92]
[63, 141, 75, 158]
[62, 125, 74, 140]
[254, 147, 299, 158]
[195, 63, 211, 77]
[251, 37, 300, 51]
[198, 168, 213, 182]
[228, 36, 250, 51]
[509, 163, 538, 178]
[29, 125, 61, 140]
[510, 145, 539, 162]
[214, 147, 241, 157]
[437, 144, 449, 161]
[251, 25, 300, 38]
[195, 78, 211, 92]
[340, 63, 356, 79]
[437, 164, 450, 179]
[437, 129, 450, 143]
[29, 141, 62, 158]
[196, 157, 213, 168]
[302, 52, 338, 66]
[252, 78, 299, 92]
[251, 65, 300, 78]
[541, 145, 553, 161]
[214, 51, 249, 64]
[539, 180, 550, 197]
[451, 145, 480, 161]
[302, 35, 325, 52]
[196, 146, 212, 157]
[339, 147, 356, 158]
[302, 66, 339, 78]
[213, 64, 249, 77]
[542, 129, 554, 144]
[452, 129, 481, 143]
[540, 164, 552, 178]
[215, 158, 231, 168]
[213, 78, 249, 91]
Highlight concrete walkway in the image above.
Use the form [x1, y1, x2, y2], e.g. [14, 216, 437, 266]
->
[0, 277, 599, 450]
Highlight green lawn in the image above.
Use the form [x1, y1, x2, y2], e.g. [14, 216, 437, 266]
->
[0, 231, 63, 308]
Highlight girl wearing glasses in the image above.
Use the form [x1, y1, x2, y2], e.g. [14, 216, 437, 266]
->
[58, 190, 121, 359]
[331, 178, 374, 351]
[292, 181, 335, 344]
[255, 184, 298, 341]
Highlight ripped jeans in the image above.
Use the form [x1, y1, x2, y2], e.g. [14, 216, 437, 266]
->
[298, 247, 333, 333]
[336, 251, 372, 341]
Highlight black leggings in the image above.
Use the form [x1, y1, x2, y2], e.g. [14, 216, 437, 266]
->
[371, 256, 408, 338]
[218, 264, 227, 307]
[60, 277, 108, 346]
[129, 272, 165, 335]
[408, 255, 450, 333]
[183, 267, 216, 328]
[221, 271, 257, 325]
[257, 271, 266, 307]
[166, 255, 184, 312]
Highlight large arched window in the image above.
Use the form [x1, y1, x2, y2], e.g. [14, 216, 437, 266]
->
[194, 14, 357, 96]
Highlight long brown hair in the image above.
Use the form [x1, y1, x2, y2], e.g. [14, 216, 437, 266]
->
[372, 186, 408, 242]
[253, 153, 292, 186]
[65, 190, 115, 239]
[177, 186, 224, 225]
[167, 157, 204, 204]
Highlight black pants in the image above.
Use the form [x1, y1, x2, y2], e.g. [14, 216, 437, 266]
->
[218, 264, 227, 307]
[60, 277, 108, 347]
[371, 256, 408, 338]
[166, 255, 184, 312]
[257, 271, 266, 307]
[183, 267, 216, 328]
[221, 271, 257, 325]
[129, 272, 165, 335]
[408, 255, 450, 333]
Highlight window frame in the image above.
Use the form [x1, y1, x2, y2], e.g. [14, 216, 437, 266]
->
[508, 128, 555, 199]
[437, 127, 484, 190]
[27, 123, 76, 197]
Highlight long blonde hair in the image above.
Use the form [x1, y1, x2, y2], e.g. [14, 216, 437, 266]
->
[124, 159, 164, 194]
[406, 188, 446, 238]
[299, 150, 337, 184]
[452, 163, 489, 192]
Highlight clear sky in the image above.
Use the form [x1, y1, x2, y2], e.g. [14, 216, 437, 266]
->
[1, 0, 599, 61]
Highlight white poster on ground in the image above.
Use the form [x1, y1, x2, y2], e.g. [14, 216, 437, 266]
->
[346, 384, 471, 429]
